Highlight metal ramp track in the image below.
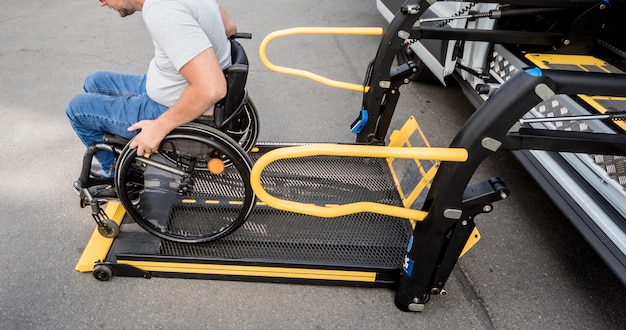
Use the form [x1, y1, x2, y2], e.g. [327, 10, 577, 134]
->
[80, 146, 414, 286]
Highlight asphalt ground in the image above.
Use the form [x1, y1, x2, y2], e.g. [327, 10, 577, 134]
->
[1, 0, 625, 329]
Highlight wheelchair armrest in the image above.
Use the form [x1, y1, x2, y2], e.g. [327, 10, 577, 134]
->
[103, 133, 130, 147]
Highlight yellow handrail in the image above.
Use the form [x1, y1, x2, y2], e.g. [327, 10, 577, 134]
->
[259, 27, 384, 93]
[250, 144, 468, 220]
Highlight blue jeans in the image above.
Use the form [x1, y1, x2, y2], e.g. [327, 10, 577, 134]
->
[66, 71, 168, 177]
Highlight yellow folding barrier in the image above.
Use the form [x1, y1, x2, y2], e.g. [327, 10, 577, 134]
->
[259, 27, 384, 93]
[249, 144, 468, 220]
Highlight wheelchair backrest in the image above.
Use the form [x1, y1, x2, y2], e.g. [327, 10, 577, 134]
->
[214, 39, 249, 127]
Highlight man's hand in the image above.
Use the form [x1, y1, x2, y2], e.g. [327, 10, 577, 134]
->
[128, 120, 169, 156]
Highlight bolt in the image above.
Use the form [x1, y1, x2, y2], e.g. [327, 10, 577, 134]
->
[483, 205, 492, 213]
[431, 288, 440, 294]
[500, 191, 508, 199]
[563, 39, 571, 46]
[461, 220, 468, 226]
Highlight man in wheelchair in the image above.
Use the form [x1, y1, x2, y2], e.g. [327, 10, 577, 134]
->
[66, 0, 237, 200]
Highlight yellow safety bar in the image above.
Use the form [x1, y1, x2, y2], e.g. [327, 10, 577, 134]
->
[259, 27, 384, 93]
[250, 144, 468, 220]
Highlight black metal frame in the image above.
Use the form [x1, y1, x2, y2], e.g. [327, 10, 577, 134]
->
[359, 0, 610, 144]
[358, 0, 626, 311]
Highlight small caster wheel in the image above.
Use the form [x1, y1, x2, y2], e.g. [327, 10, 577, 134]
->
[93, 264, 113, 281]
[97, 219, 119, 238]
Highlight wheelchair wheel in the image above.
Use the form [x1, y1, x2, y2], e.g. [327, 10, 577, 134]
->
[115, 125, 255, 243]
[224, 96, 259, 153]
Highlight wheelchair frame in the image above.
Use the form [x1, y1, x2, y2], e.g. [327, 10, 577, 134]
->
[75, 34, 259, 240]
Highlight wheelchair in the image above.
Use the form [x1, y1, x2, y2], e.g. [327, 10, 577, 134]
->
[75, 34, 259, 243]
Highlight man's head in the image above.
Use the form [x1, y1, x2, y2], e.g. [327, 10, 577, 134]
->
[98, 0, 143, 18]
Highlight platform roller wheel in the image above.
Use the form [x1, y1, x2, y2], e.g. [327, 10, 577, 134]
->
[93, 264, 113, 281]
[97, 219, 119, 239]
[115, 124, 255, 243]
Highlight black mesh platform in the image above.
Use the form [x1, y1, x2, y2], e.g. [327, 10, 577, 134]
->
[107, 146, 413, 284]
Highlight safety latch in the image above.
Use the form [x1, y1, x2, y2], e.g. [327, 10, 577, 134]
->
[351, 109, 369, 134]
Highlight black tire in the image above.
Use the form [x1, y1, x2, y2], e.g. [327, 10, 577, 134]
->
[93, 264, 113, 281]
[197, 95, 259, 153]
[396, 42, 436, 82]
[224, 96, 259, 153]
[97, 219, 119, 239]
[115, 125, 255, 243]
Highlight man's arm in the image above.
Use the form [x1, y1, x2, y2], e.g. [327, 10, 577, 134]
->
[220, 6, 237, 37]
[128, 47, 227, 155]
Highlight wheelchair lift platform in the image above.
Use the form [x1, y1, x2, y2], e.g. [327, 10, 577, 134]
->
[76, 142, 424, 286]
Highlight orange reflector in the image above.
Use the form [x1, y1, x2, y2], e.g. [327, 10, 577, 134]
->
[208, 158, 225, 174]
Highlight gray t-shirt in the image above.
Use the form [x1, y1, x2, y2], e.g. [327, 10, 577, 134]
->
[142, 0, 231, 107]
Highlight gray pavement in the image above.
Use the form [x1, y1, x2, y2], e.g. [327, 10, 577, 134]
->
[1, 0, 625, 329]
